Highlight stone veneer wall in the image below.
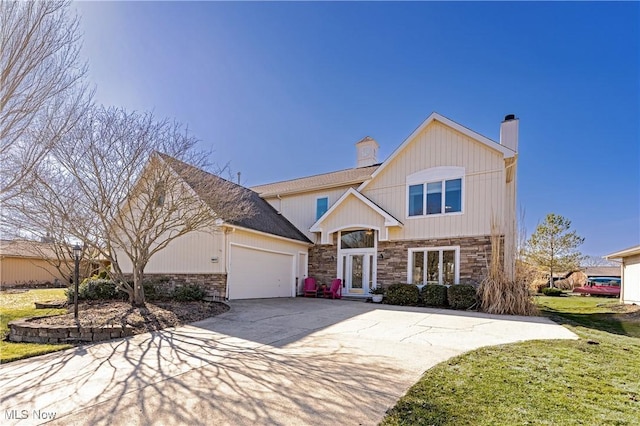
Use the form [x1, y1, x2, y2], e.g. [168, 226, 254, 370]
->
[308, 234, 338, 285]
[127, 273, 227, 298]
[377, 236, 493, 286]
[309, 235, 494, 287]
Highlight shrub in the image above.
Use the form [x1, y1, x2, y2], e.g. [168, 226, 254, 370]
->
[173, 284, 206, 302]
[67, 278, 125, 301]
[142, 276, 171, 300]
[385, 283, 420, 306]
[447, 284, 477, 310]
[541, 287, 564, 297]
[421, 284, 448, 307]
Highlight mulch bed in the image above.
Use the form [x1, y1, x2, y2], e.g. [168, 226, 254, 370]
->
[29, 300, 229, 335]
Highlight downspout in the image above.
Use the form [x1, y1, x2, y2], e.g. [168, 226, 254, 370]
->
[276, 194, 282, 214]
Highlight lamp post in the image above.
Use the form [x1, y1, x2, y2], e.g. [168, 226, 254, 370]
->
[73, 244, 82, 319]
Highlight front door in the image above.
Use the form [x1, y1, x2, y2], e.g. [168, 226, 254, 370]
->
[342, 252, 375, 295]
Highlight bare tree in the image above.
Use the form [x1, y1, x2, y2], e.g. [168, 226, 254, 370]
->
[0, 0, 91, 204]
[19, 106, 253, 306]
[581, 255, 618, 268]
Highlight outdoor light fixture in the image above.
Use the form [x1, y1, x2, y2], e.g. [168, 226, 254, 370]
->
[73, 244, 82, 319]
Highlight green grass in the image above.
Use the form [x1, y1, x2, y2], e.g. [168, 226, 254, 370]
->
[382, 295, 640, 425]
[0, 289, 72, 363]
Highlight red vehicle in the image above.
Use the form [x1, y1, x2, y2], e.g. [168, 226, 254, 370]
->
[573, 277, 621, 297]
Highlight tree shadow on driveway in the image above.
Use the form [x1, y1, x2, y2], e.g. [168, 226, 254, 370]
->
[0, 298, 575, 425]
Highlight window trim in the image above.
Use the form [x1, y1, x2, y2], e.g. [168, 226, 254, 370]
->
[406, 167, 465, 219]
[316, 196, 329, 220]
[407, 246, 460, 285]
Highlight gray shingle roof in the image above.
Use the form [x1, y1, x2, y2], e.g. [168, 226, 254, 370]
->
[251, 164, 380, 197]
[159, 154, 311, 244]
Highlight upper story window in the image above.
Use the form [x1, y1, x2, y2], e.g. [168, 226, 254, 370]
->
[407, 167, 464, 218]
[316, 197, 328, 220]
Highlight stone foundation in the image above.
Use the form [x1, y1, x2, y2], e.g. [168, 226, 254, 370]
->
[127, 273, 227, 299]
[309, 235, 494, 287]
[8, 318, 135, 344]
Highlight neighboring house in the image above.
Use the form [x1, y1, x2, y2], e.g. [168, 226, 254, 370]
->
[582, 266, 621, 279]
[129, 112, 519, 300]
[605, 245, 640, 304]
[563, 267, 622, 288]
[0, 240, 72, 287]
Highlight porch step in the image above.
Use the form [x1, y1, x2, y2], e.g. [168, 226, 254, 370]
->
[340, 296, 371, 302]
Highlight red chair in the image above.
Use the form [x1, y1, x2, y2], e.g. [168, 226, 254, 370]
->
[303, 277, 318, 297]
[323, 278, 342, 299]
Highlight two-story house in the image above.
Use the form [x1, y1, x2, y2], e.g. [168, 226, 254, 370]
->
[123, 112, 519, 300]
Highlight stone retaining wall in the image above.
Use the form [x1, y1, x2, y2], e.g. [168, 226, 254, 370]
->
[8, 318, 135, 344]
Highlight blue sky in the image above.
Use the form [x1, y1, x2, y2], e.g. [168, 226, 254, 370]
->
[74, 1, 639, 257]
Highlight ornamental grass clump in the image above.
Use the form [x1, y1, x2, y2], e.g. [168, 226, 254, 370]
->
[478, 220, 538, 316]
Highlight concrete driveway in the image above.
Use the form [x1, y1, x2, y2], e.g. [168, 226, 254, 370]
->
[0, 298, 576, 426]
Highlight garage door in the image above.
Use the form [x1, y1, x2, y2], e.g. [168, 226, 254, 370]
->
[228, 245, 294, 300]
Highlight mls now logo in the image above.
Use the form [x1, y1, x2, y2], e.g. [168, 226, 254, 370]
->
[5, 409, 57, 421]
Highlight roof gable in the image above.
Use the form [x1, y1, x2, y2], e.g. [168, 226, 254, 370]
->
[358, 112, 515, 192]
[310, 188, 401, 232]
[158, 154, 311, 244]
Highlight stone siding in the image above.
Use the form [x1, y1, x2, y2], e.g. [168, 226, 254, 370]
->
[128, 273, 227, 299]
[309, 235, 494, 287]
[377, 236, 493, 286]
[308, 234, 338, 285]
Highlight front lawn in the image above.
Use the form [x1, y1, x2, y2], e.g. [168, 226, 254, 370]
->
[0, 289, 71, 363]
[382, 295, 640, 425]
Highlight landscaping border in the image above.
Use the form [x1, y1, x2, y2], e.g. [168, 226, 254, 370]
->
[8, 317, 135, 344]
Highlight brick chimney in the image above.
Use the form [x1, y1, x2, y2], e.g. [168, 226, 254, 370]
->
[500, 114, 519, 153]
[355, 136, 379, 168]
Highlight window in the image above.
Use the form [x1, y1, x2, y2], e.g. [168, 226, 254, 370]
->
[408, 178, 462, 217]
[316, 197, 328, 220]
[408, 185, 424, 216]
[154, 182, 166, 207]
[408, 247, 459, 285]
[340, 230, 375, 249]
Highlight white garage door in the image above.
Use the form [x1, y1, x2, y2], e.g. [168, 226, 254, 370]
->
[228, 245, 294, 300]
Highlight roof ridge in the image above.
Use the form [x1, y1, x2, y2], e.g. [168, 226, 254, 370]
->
[250, 163, 381, 189]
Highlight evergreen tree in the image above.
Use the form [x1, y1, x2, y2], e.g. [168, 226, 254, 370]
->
[526, 213, 584, 288]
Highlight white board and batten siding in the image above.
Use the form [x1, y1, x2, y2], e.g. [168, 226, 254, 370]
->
[118, 229, 226, 274]
[263, 186, 356, 241]
[117, 227, 309, 300]
[362, 121, 508, 240]
[622, 254, 640, 304]
[227, 229, 309, 300]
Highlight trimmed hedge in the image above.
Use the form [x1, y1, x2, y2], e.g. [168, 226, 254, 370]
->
[447, 284, 477, 310]
[421, 284, 448, 307]
[385, 283, 420, 306]
[541, 287, 564, 297]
